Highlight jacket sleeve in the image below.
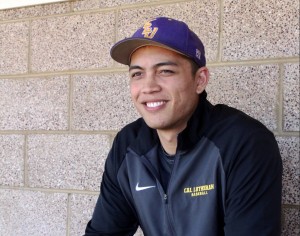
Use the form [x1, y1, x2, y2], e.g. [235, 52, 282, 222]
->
[84, 134, 139, 236]
[224, 130, 282, 236]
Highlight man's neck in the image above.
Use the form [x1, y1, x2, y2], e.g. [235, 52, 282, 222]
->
[157, 130, 179, 156]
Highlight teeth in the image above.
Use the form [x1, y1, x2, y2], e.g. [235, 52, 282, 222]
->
[146, 101, 165, 108]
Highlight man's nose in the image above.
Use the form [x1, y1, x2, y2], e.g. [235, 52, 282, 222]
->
[141, 74, 161, 93]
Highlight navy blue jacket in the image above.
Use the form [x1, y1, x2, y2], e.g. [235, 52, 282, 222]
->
[85, 93, 282, 236]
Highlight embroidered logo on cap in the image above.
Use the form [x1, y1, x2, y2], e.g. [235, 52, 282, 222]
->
[196, 48, 201, 60]
[142, 21, 158, 39]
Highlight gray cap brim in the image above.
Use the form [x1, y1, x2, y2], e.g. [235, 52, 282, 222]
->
[110, 38, 184, 66]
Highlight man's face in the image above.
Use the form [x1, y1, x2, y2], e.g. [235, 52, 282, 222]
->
[129, 46, 204, 134]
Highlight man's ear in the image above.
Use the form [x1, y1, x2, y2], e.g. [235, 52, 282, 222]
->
[195, 67, 209, 94]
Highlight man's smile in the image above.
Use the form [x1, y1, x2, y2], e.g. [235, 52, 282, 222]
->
[145, 101, 166, 108]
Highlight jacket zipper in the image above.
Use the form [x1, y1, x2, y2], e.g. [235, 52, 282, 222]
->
[164, 193, 176, 235]
[139, 150, 178, 235]
[163, 153, 180, 236]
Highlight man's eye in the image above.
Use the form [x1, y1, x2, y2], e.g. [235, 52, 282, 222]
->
[160, 69, 174, 75]
[131, 72, 142, 79]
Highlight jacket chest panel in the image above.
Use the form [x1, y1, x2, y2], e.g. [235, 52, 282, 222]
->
[120, 137, 225, 235]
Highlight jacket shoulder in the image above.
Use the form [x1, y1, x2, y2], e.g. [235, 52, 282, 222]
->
[112, 118, 145, 158]
[211, 104, 271, 135]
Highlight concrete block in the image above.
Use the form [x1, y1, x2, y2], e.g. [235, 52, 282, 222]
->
[282, 207, 300, 236]
[69, 193, 145, 235]
[28, 134, 110, 191]
[73, 0, 160, 11]
[72, 73, 139, 131]
[283, 63, 300, 131]
[0, 76, 69, 130]
[117, 0, 220, 64]
[0, 189, 67, 236]
[276, 136, 300, 205]
[207, 65, 279, 130]
[0, 22, 28, 75]
[223, 0, 299, 60]
[0, 2, 70, 20]
[69, 194, 98, 235]
[31, 12, 115, 72]
[72, 0, 100, 11]
[0, 135, 24, 186]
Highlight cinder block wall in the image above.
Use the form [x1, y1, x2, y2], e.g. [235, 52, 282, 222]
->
[0, 0, 299, 235]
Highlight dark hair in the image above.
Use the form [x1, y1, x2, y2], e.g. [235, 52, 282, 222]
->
[190, 60, 200, 76]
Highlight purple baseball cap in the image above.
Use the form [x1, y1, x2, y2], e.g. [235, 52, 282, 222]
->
[110, 17, 206, 67]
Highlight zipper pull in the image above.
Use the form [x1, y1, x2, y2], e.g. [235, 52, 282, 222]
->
[164, 194, 168, 204]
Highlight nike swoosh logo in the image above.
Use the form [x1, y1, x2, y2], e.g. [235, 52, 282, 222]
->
[135, 182, 156, 191]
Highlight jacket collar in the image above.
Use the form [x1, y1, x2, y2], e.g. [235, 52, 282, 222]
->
[177, 91, 212, 152]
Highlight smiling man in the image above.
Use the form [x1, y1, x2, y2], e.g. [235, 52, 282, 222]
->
[129, 46, 208, 155]
[84, 17, 282, 236]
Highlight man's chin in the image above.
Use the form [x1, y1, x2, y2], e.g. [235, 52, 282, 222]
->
[143, 119, 165, 130]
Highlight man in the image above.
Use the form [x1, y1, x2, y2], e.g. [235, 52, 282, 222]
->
[85, 17, 282, 236]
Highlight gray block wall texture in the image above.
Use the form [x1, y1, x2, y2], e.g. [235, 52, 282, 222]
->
[0, 0, 299, 235]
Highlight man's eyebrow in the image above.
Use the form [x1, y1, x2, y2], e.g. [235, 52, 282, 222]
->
[129, 61, 178, 71]
[129, 65, 142, 71]
[155, 61, 178, 68]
